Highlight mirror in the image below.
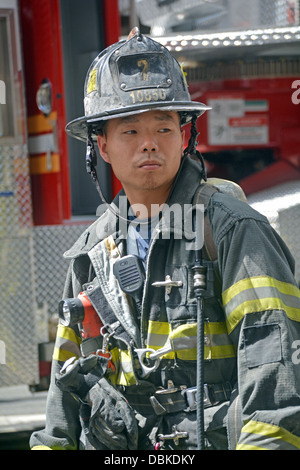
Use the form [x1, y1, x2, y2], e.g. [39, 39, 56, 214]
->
[36, 78, 52, 116]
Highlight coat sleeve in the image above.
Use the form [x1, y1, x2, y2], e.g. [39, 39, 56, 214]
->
[30, 257, 89, 450]
[216, 207, 300, 450]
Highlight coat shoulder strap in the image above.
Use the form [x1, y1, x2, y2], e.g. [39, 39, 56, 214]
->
[193, 183, 219, 261]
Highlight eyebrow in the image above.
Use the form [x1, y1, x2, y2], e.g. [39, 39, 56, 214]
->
[119, 112, 177, 124]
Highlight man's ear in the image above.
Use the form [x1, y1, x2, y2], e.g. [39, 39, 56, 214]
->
[97, 134, 110, 164]
[181, 129, 185, 154]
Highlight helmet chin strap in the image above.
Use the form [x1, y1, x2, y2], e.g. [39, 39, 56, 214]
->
[183, 114, 207, 182]
[86, 130, 106, 202]
[86, 128, 133, 223]
[86, 116, 206, 222]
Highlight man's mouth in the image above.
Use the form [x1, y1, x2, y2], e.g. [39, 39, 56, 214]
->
[138, 160, 162, 170]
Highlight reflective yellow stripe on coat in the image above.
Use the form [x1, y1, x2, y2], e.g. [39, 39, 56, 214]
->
[109, 319, 236, 387]
[222, 276, 300, 333]
[237, 420, 300, 450]
[52, 324, 81, 363]
[109, 347, 137, 387]
[146, 320, 236, 361]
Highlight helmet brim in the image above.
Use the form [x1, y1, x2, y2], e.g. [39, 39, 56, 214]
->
[66, 101, 211, 142]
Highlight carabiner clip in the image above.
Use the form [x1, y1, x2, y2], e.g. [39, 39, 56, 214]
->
[134, 341, 173, 378]
[134, 348, 160, 378]
[96, 323, 119, 373]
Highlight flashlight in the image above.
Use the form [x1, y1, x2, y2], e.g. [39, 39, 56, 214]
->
[58, 292, 103, 339]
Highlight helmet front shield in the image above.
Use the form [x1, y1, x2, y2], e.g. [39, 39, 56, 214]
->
[66, 29, 210, 141]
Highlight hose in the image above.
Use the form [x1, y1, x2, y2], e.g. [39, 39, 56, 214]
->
[193, 248, 207, 450]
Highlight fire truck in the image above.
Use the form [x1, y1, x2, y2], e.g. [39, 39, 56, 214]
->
[0, 0, 299, 391]
[0, 0, 121, 391]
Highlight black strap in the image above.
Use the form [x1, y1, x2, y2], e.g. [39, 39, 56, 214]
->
[81, 336, 103, 357]
[149, 382, 232, 416]
[193, 182, 219, 261]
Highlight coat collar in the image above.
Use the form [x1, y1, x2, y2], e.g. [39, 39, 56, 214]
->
[64, 156, 204, 259]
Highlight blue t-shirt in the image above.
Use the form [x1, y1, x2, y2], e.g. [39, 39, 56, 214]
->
[127, 213, 159, 265]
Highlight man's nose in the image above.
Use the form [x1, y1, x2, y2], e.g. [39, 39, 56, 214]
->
[140, 133, 158, 153]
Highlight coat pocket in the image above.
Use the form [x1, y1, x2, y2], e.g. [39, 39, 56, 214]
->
[243, 323, 282, 368]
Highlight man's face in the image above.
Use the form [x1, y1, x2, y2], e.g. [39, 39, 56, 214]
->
[97, 110, 185, 204]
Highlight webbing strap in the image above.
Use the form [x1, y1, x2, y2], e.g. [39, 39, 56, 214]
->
[193, 183, 219, 261]
[148, 382, 232, 416]
[81, 336, 103, 357]
[86, 284, 132, 347]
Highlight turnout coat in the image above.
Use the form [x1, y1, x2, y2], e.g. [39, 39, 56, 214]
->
[30, 156, 300, 450]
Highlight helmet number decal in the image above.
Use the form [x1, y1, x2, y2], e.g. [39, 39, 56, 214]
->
[129, 89, 166, 104]
[137, 59, 149, 81]
[117, 53, 171, 92]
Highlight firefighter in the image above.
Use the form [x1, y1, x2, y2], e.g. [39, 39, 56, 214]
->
[30, 28, 300, 450]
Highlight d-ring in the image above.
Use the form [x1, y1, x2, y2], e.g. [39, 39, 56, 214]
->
[134, 348, 161, 378]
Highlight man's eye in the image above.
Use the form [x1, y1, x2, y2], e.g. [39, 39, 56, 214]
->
[124, 130, 137, 134]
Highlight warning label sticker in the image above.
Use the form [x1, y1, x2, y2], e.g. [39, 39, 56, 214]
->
[207, 97, 269, 145]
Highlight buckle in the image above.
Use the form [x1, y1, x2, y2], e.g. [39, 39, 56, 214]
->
[150, 387, 182, 415]
[184, 384, 219, 411]
[184, 386, 197, 411]
[204, 384, 219, 407]
[150, 382, 229, 416]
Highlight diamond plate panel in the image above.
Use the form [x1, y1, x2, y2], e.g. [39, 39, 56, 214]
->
[32, 223, 92, 322]
[0, 236, 39, 386]
[0, 144, 38, 387]
[0, 144, 33, 235]
[0, 143, 93, 386]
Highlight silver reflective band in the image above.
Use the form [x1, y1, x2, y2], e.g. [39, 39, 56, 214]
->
[61, 302, 71, 326]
